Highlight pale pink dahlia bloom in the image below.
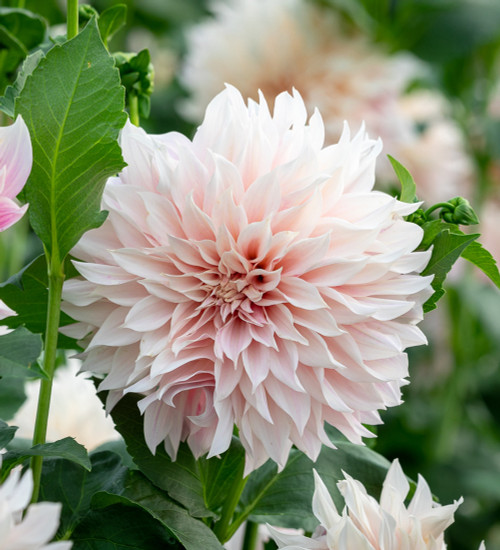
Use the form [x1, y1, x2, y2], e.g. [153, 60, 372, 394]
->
[0, 455, 72, 549]
[180, 0, 472, 204]
[268, 460, 466, 550]
[62, 86, 432, 473]
[0, 301, 16, 321]
[0, 116, 32, 231]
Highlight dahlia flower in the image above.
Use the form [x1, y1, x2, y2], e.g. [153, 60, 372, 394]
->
[62, 86, 432, 473]
[180, 0, 471, 204]
[0, 454, 72, 549]
[11, 359, 120, 450]
[0, 116, 32, 231]
[268, 460, 468, 550]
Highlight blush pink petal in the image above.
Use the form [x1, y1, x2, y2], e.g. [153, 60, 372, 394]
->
[62, 86, 432, 473]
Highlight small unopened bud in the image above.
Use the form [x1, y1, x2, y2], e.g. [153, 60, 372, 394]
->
[441, 197, 479, 225]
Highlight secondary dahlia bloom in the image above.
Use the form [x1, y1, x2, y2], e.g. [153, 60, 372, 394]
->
[180, 0, 471, 204]
[268, 460, 467, 550]
[0, 301, 16, 321]
[62, 86, 432, 473]
[0, 116, 32, 231]
[11, 359, 120, 450]
[0, 454, 72, 549]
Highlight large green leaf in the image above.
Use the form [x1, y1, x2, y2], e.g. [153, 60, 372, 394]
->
[0, 256, 79, 348]
[16, 18, 126, 260]
[71, 503, 180, 549]
[0, 378, 26, 420]
[109, 393, 213, 519]
[92, 473, 224, 550]
[39, 451, 128, 538]
[0, 326, 44, 379]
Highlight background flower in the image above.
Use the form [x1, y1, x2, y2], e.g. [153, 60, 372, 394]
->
[10, 359, 120, 450]
[0, 454, 72, 549]
[62, 86, 432, 473]
[269, 459, 465, 550]
[180, 0, 472, 204]
[0, 116, 32, 232]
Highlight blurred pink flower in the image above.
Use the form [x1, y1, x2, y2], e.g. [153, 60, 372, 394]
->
[0, 454, 72, 549]
[269, 460, 465, 550]
[62, 86, 432, 473]
[180, 0, 472, 204]
[0, 116, 32, 231]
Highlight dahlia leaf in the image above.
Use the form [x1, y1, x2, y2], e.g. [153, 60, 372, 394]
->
[0, 378, 26, 421]
[108, 393, 214, 519]
[0, 255, 80, 348]
[461, 240, 500, 289]
[15, 18, 126, 260]
[98, 4, 127, 46]
[0, 326, 44, 379]
[422, 228, 479, 312]
[239, 431, 391, 532]
[71, 502, 182, 549]
[0, 419, 17, 448]
[37, 451, 128, 539]
[387, 154, 416, 204]
[0, 49, 44, 118]
[91, 472, 225, 550]
[1, 437, 91, 475]
[0, 8, 46, 95]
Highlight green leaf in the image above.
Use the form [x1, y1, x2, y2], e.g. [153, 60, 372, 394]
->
[0, 255, 80, 349]
[0, 49, 44, 118]
[461, 240, 500, 289]
[0, 419, 18, 448]
[0, 8, 46, 94]
[98, 4, 127, 46]
[39, 451, 128, 538]
[108, 393, 213, 519]
[2, 437, 91, 475]
[0, 326, 44, 379]
[16, 18, 126, 260]
[239, 428, 391, 533]
[388, 155, 416, 204]
[92, 473, 224, 550]
[0, 377, 26, 420]
[422, 228, 479, 312]
[71, 503, 180, 549]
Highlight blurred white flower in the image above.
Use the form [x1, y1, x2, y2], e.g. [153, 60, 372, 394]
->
[11, 359, 120, 450]
[0, 454, 71, 549]
[269, 459, 465, 550]
[180, 0, 471, 204]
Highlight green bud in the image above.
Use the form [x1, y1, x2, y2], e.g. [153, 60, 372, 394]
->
[441, 197, 479, 226]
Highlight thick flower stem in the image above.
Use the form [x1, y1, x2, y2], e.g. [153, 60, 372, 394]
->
[242, 521, 259, 550]
[30, 256, 65, 503]
[213, 474, 248, 543]
[67, 0, 79, 41]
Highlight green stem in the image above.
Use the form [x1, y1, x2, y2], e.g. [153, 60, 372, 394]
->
[242, 521, 260, 550]
[424, 202, 452, 218]
[67, 0, 79, 40]
[128, 93, 140, 126]
[213, 474, 248, 543]
[17, 0, 25, 7]
[30, 254, 65, 503]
